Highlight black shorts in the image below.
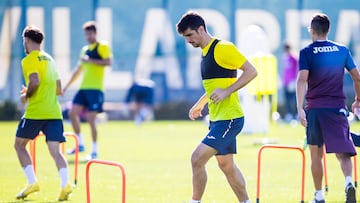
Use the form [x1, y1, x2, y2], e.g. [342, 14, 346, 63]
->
[73, 89, 104, 112]
[16, 118, 65, 142]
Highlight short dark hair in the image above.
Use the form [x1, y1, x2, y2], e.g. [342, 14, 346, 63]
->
[22, 25, 44, 44]
[284, 42, 291, 50]
[310, 13, 330, 36]
[176, 11, 206, 34]
[83, 21, 97, 32]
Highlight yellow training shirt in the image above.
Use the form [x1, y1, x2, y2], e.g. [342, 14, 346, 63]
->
[21, 50, 62, 119]
[201, 38, 247, 121]
[79, 41, 112, 91]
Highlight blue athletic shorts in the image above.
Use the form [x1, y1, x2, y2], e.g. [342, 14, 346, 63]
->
[126, 84, 154, 105]
[16, 118, 65, 142]
[133, 86, 154, 105]
[306, 108, 356, 156]
[202, 117, 244, 155]
[73, 90, 104, 112]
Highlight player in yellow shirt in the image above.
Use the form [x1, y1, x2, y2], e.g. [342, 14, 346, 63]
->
[63, 21, 112, 159]
[14, 25, 72, 201]
[177, 12, 257, 203]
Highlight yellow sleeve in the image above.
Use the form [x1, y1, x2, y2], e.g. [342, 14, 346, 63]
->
[214, 40, 246, 70]
[98, 42, 112, 59]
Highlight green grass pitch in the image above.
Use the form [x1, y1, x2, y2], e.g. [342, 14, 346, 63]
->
[0, 120, 359, 202]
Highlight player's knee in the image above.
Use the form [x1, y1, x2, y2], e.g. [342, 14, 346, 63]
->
[218, 161, 233, 174]
[69, 106, 84, 117]
[190, 153, 199, 167]
[14, 140, 26, 151]
[14, 142, 21, 151]
[190, 153, 204, 169]
[69, 109, 77, 118]
[336, 153, 351, 162]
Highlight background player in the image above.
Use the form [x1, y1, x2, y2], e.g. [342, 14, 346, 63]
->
[124, 78, 155, 125]
[63, 21, 112, 160]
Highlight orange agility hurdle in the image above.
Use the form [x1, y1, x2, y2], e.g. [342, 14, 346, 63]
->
[354, 155, 358, 187]
[86, 159, 126, 203]
[29, 132, 79, 185]
[322, 147, 329, 192]
[256, 145, 306, 203]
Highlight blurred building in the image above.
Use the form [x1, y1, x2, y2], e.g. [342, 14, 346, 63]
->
[0, 0, 359, 118]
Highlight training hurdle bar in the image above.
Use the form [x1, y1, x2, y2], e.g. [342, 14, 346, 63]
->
[86, 159, 126, 203]
[355, 156, 358, 187]
[29, 132, 79, 185]
[256, 145, 306, 203]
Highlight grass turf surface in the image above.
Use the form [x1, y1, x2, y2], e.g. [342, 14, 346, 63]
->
[0, 120, 360, 202]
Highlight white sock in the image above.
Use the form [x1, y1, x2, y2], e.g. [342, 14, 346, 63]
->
[189, 200, 200, 203]
[240, 200, 251, 203]
[59, 168, 69, 188]
[92, 142, 98, 154]
[345, 176, 353, 187]
[315, 190, 324, 200]
[135, 114, 143, 125]
[76, 133, 84, 146]
[139, 107, 151, 120]
[23, 165, 37, 184]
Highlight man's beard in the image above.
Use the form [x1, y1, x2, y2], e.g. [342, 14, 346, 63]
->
[190, 42, 199, 47]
